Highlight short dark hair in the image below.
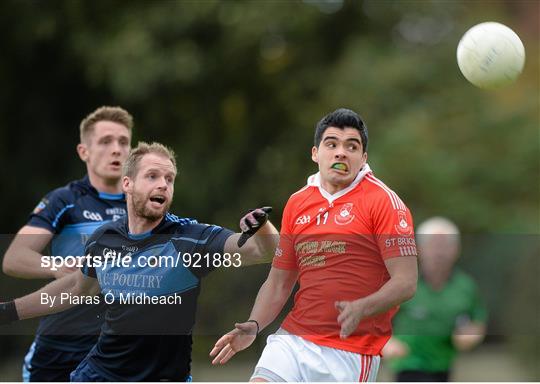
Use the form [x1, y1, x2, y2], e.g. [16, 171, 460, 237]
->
[314, 108, 368, 152]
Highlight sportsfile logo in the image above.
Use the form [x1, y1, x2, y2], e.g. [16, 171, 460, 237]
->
[40, 252, 243, 271]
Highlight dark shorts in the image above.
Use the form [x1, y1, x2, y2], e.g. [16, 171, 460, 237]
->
[397, 370, 450, 382]
[70, 359, 109, 382]
[69, 359, 194, 382]
[22, 342, 90, 382]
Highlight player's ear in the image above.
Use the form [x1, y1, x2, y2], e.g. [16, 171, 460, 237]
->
[122, 176, 132, 194]
[311, 146, 318, 163]
[77, 143, 89, 162]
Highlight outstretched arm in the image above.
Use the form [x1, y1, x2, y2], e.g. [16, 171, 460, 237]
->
[1, 270, 100, 322]
[3, 226, 77, 279]
[210, 267, 298, 364]
[224, 207, 279, 265]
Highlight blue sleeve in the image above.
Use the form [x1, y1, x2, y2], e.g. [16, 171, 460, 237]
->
[27, 187, 74, 233]
[196, 225, 235, 255]
[173, 224, 235, 278]
[81, 233, 100, 279]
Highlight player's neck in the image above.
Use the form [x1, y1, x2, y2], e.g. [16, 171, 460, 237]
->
[320, 180, 349, 195]
[127, 212, 162, 235]
[424, 271, 452, 291]
[88, 173, 123, 194]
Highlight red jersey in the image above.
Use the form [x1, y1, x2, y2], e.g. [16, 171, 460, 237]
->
[273, 164, 417, 355]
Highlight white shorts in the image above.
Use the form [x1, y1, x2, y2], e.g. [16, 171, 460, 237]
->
[251, 329, 380, 382]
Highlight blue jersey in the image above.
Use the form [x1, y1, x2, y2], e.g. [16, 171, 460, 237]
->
[28, 176, 127, 351]
[80, 214, 234, 381]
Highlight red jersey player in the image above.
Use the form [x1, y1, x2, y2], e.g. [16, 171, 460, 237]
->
[210, 108, 418, 382]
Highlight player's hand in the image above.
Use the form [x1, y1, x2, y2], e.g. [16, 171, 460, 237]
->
[237, 207, 272, 247]
[452, 319, 486, 351]
[381, 338, 409, 359]
[335, 299, 365, 339]
[0, 301, 19, 325]
[53, 265, 79, 279]
[209, 322, 258, 365]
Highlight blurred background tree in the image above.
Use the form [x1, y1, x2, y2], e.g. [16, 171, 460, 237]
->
[0, 0, 538, 380]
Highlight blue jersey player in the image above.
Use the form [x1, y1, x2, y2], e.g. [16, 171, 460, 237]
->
[2, 106, 133, 381]
[0, 141, 279, 381]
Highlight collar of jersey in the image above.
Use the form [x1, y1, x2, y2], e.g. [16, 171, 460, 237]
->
[81, 175, 125, 201]
[98, 191, 125, 200]
[127, 229, 153, 240]
[307, 163, 372, 204]
[122, 215, 175, 238]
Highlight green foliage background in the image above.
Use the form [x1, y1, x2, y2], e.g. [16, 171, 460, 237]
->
[0, 0, 538, 380]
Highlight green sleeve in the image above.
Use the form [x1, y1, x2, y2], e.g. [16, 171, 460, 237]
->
[468, 282, 488, 323]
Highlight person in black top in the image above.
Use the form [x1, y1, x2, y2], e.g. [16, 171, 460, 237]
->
[1, 141, 278, 381]
[2, 106, 132, 381]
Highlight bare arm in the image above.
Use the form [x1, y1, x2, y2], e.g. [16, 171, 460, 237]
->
[3, 225, 76, 279]
[336, 256, 418, 338]
[14, 270, 100, 320]
[210, 267, 298, 364]
[245, 267, 298, 330]
[224, 221, 279, 266]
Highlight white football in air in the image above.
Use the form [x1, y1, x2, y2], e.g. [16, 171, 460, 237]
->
[457, 22, 525, 89]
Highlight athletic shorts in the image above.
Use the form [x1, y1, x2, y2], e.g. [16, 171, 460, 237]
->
[22, 341, 90, 382]
[69, 359, 109, 382]
[69, 358, 194, 382]
[251, 329, 380, 382]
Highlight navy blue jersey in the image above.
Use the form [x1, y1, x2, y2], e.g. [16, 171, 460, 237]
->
[80, 214, 234, 381]
[27, 176, 127, 351]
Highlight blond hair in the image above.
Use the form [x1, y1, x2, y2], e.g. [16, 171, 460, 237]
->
[80, 106, 133, 143]
[123, 142, 177, 178]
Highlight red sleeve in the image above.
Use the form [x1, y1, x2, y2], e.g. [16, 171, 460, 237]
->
[272, 198, 298, 270]
[371, 192, 417, 260]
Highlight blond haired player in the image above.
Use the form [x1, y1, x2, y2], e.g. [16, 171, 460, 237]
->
[0, 142, 278, 381]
